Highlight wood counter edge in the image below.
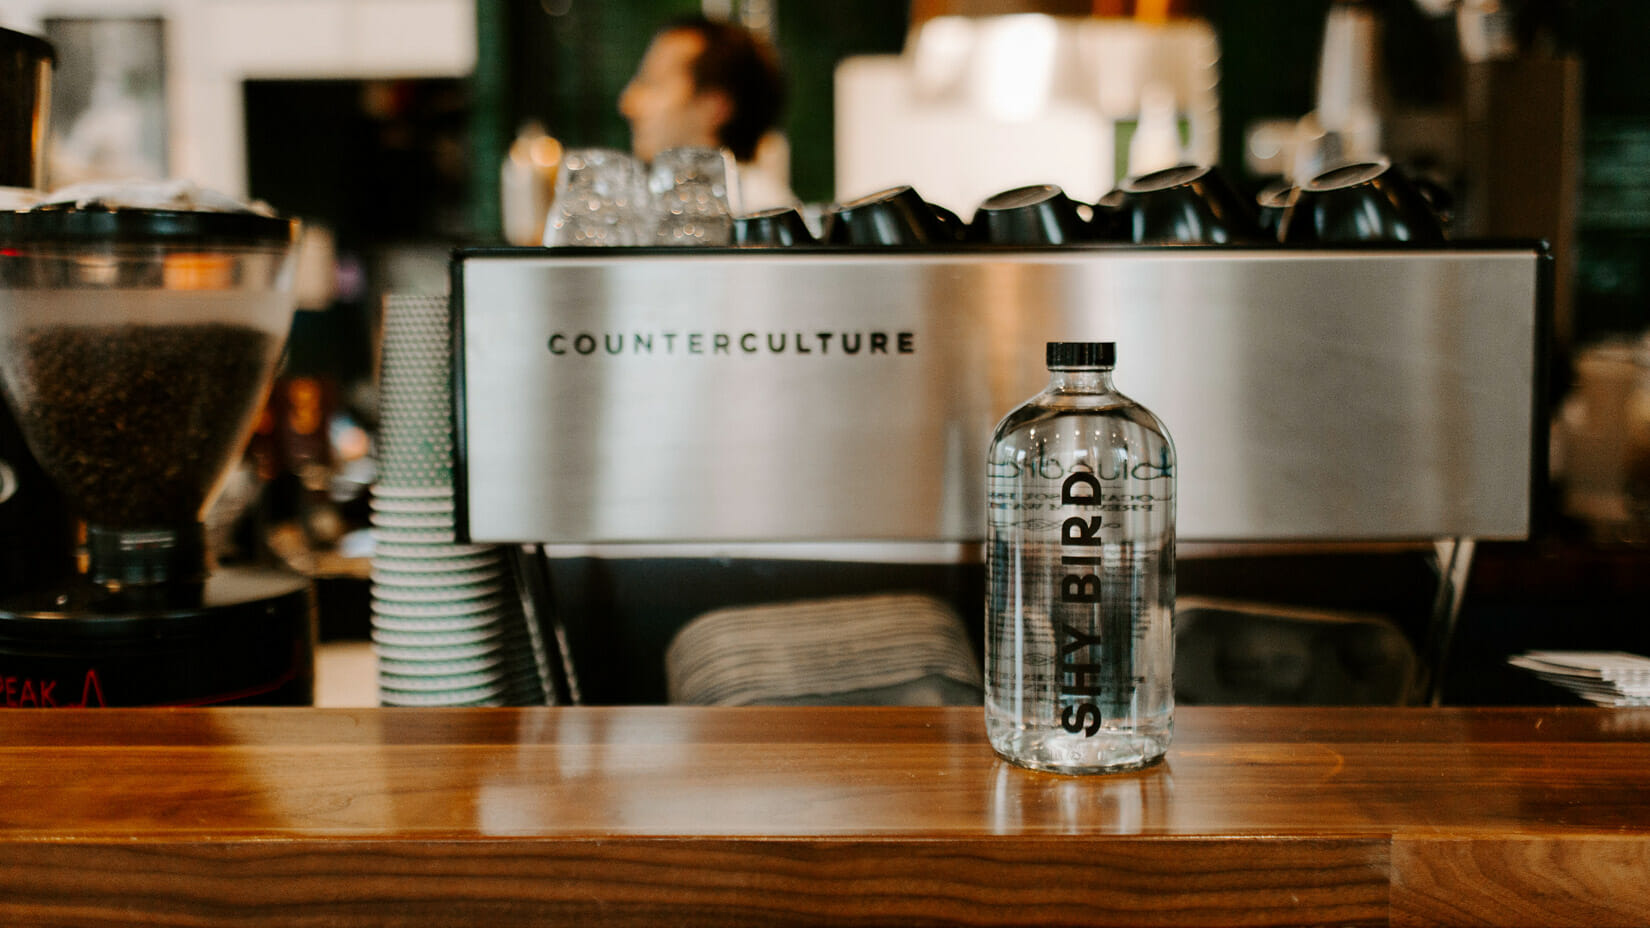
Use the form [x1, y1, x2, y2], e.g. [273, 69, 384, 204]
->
[4, 832, 1649, 927]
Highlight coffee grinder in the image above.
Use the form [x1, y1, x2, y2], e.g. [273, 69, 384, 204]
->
[0, 200, 314, 707]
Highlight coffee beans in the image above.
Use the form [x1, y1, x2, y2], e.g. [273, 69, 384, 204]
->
[2, 323, 281, 527]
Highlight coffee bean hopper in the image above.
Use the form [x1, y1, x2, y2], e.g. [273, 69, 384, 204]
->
[0, 202, 313, 707]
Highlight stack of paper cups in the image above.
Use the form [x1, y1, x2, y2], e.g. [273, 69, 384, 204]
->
[372, 294, 551, 706]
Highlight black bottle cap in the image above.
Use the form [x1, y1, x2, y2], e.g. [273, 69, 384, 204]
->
[1046, 341, 1115, 369]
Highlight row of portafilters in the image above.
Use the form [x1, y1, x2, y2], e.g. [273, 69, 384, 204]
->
[738, 158, 1448, 248]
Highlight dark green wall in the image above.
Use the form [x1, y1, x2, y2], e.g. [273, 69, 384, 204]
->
[1210, 0, 1650, 343]
[1564, 2, 1650, 342]
[473, 0, 908, 220]
[472, 0, 702, 238]
[1206, 0, 1458, 189]
[772, 0, 908, 203]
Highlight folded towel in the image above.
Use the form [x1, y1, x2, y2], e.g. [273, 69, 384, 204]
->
[666, 592, 982, 707]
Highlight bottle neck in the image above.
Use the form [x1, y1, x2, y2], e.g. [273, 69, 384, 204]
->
[1047, 367, 1116, 393]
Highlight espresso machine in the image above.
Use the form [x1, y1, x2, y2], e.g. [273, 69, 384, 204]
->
[0, 200, 314, 707]
[448, 174, 1549, 706]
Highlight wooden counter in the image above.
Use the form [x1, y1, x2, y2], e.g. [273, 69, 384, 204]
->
[3, 706, 1648, 927]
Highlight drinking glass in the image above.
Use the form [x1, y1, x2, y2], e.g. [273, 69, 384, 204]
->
[542, 148, 648, 247]
[648, 146, 732, 246]
[636, 145, 729, 244]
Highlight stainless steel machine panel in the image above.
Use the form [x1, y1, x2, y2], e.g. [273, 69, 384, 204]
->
[454, 247, 1545, 545]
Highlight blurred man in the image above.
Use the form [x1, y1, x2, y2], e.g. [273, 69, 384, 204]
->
[619, 16, 795, 212]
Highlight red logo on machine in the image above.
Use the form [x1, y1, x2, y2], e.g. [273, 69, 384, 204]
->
[1, 669, 107, 708]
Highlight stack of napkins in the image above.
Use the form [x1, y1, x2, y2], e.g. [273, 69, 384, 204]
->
[1508, 651, 1650, 706]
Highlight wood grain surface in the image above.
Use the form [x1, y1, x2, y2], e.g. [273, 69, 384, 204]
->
[0, 706, 1646, 926]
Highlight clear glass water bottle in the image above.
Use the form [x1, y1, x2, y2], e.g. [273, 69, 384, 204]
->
[985, 341, 1176, 774]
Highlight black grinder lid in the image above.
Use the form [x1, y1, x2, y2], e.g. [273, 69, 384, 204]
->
[0, 204, 298, 246]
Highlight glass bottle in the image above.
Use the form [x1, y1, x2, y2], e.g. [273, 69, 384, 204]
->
[985, 341, 1176, 774]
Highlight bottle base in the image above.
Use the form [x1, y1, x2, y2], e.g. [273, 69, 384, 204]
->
[989, 727, 1170, 775]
